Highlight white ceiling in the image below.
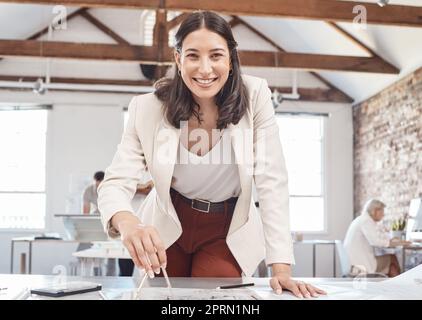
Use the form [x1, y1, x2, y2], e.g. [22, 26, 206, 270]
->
[0, 1, 421, 104]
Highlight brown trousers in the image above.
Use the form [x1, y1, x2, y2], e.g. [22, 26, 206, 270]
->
[159, 189, 242, 277]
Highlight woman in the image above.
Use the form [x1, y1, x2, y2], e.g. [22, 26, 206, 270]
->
[98, 10, 325, 298]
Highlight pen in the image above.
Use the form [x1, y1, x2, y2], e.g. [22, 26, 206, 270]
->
[217, 283, 255, 290]
[14, 288, 31, 300]
[162, 267, 174, 299]
[98, 291, 107, 300]
[134, 271, 148, 300]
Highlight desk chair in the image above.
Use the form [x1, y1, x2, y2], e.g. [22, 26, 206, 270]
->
[335, 240, 387, 278]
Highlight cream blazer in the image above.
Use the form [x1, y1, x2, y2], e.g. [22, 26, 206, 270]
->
[98, 74, 294, 276]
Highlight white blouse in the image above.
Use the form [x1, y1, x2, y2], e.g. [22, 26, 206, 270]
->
[343, 212, 390, 274]
[171, 129, 241, 202]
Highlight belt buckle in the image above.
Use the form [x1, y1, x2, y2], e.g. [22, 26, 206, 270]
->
[192, 199, 211, 213]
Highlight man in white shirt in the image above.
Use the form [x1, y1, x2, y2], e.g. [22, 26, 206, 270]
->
[344, 199, 408, 277]
[82, 171, 104, 214]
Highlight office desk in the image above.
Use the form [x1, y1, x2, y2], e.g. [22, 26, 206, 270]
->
[72, 247, 130, 276]
[0, 274, 389, 300]
[402, 243, 422, 271]
[375, 243, 422, 272]
[295, 240, 339, 277]
[10, 237, 82, 274]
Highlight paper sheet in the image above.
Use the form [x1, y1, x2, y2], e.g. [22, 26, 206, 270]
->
[253, 283, 377, 300]
[254, 265, 422, 300]
[0, 287, 30, 300]
[382, 264, 422, 286]
[6, 264, 422, 300]
[115, 288, 261, 300]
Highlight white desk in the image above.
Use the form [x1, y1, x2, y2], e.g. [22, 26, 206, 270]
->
[73, 241, 340, 278]
[0, 274, 390, 300]
[375, 242, 422, 272]
[72, 247, 130, 276]
[402, 243, 422, 271]
[10, 237, 82, 274]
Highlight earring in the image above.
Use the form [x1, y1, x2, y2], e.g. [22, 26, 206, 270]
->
[178, 69, 181, 76]
[229, 69, 233, 76]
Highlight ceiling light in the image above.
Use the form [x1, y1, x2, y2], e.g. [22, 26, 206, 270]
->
[33, 78, 47, 95]
[377, 0, 389, 7]
[272, 89, 283, 108]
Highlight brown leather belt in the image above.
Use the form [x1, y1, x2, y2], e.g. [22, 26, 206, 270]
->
[170, 188, 238, 213]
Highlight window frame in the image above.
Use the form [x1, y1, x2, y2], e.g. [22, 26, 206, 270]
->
[275, 112, 328, 234]
[0, 107, 49, 232]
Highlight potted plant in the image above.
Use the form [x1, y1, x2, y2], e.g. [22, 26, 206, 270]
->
[390, 215, 407, 240]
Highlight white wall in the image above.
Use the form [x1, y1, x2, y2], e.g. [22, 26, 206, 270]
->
[0, 90, 354, 277]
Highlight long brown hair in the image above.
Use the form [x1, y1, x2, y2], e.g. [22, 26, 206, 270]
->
[154, 11, 248, 130]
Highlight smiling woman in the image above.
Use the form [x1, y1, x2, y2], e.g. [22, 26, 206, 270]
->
[154, 11, 248, 130]
[98, 10, 326, 299]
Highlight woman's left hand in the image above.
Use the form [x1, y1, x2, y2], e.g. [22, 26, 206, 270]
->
[270, 264, 327, 299]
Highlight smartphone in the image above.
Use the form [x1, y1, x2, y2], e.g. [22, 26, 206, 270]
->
[30, 281, 102, 297]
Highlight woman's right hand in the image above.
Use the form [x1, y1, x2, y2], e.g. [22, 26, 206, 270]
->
[111, 212, 166, 278]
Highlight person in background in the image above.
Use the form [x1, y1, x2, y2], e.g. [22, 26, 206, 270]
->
[344, 199, 410, 277]
[118, 172, 154, 277]
[82, 171, 104, 214]
[80, 171, 116, 275]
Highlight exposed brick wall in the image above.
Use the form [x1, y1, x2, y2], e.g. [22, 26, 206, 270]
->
[353, 67, 422, 218]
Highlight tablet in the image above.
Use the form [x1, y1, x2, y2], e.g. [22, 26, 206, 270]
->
[30, 281, 102, 297]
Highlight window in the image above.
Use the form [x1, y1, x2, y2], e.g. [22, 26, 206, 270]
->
[0, 109, 48, 229]
[142, 10, 156, 46]
[142, 10, 180, 47]
[167, 11, 181, 47]
[276, 114, 325, 232]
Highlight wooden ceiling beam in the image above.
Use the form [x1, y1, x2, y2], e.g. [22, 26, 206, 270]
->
[0, 0, 159, 9]
[238, 51, 398, 74]
[79, 10, 130, 44]
[0, 39, 159, 62]
[307, 72, 353, 103]
[1, 0, 422, 27]
[28, 7, 87, 40]
[327, 21, 374, 57]
[326, 21, 399, 74]
[230, 16, 282, 52]
[153, 9, 168, 48]
[0, 39, 400, 74]
[153, 9, 170, 79]
[269, 86, 352, 103]
[232, 15, 354, 102]
[229, 16, 242, 29]
[167, 12, 189, 30]
[0, 8, 86, 63]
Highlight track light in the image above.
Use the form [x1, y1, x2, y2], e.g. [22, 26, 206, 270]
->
[377, 0, 389, 7]
[272, 89, 283, 109]
[33, 78, 47, 95]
